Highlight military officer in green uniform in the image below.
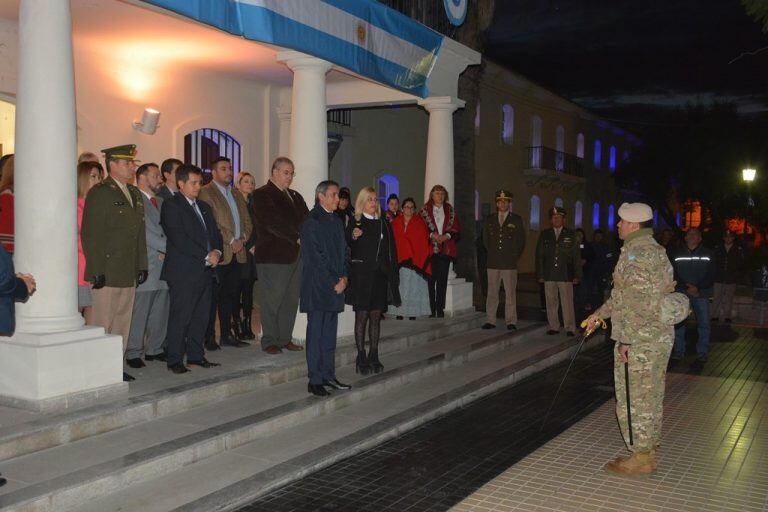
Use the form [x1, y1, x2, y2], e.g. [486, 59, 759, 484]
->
[82, 144, 148, 382]
[481, 190, 526, 330]
[535, 206, 581, 336]
[585, 203, 677, 476]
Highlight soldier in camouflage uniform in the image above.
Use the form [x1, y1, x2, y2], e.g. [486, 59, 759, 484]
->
[584, 202, 674, 475]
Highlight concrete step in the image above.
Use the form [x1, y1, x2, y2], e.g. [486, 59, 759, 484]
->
[79, 330, 603, 512]
[0, 312, 484, 462]
[0, 320, 541, 512]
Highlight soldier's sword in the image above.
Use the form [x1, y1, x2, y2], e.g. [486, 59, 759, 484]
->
[539, 320, 605, 432]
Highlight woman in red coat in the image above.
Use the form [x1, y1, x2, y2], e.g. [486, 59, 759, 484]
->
[390, 198, 432, 319]
[420, 185, 460, 317]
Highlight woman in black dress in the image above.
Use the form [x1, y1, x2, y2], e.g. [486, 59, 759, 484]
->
[347, 187, 400, 374]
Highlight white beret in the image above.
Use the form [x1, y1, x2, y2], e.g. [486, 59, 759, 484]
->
[618, 202, 653, 223]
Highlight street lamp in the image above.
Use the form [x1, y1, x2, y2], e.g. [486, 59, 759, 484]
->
[743, 168, 757, 182]
[742, 168, 757, 233]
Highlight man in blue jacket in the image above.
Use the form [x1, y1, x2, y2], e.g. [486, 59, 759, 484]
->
[669, 228, 715, 367]
[0, 245, 36, 488]
[299, 180, 350, 397]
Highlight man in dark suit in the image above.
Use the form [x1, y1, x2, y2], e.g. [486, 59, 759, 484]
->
[0, 245, 35, 488]
[251, 157, 309, 354]
[535, 206, 582, 336]
[300, 180, 350, 397]
[199, 157, 253, 349]
[157, 158, 182, 201]
[126, 163, 169, 367]
[160, 164, 223, 374]
[81, 144, 148, 382]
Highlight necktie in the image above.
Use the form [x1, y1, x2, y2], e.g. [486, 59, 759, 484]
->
[192, 201, 206, 227]
[150, 197, 158, 209]
[284, 189, 294, 204]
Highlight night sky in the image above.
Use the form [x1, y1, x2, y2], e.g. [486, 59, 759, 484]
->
[483, 0, 768, 117]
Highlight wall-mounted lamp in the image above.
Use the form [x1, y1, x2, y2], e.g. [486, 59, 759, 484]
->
[742, 168, 757, 182]
[133, 108, 160, 135]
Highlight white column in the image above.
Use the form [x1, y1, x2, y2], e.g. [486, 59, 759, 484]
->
[0, 0, 124, 411]
[277, 51, 332, 201]
[418, 96, 473, 313]
[419, 96, 462, 203]
[276, 107, 291, 158]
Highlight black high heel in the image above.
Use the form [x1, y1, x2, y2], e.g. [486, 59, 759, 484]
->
[368, 350, 383, 374]
[355, 351, 371, 375]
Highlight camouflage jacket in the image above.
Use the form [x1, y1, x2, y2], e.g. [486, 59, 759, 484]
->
[596, 228, 673, 345]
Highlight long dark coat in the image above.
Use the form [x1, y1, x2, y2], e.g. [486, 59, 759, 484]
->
[299, 205, 349, 313]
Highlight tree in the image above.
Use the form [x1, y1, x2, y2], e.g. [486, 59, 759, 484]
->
[743, 0, 768, 32]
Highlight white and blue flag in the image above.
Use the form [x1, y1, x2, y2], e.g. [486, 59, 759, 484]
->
[141, 0, 445, 97]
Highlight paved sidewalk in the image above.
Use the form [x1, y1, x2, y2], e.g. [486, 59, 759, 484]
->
[452, 325, 768, 512]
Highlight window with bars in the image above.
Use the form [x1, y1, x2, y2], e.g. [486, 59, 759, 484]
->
[183, 128, 242, 183]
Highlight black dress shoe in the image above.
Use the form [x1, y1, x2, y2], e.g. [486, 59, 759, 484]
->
[566, 331, 575, 337]
[396, 316, 404, 320]
[409, 317, 416, 320]
[546, 330, 559, 335]
[481, 323, 496, 329]
[437, 310, 445, 318]
[322, 378, 351, 390]
[126, 358, 146, 369]
[307, 383, 329, 396]
[507, 324, 517, 331]
[167, 363, 190, 374]
[429, 312, 437, 318]
[204, 336, 221, 351]
[221, 335, 249, 348]
[123, 372, 135, 382]
[0, 474, 6, 488]
[187, 358, 221, 368]
[145, 352, 167, 362]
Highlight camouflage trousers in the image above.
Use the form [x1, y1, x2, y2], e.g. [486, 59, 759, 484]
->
[614, 340, 673, 452]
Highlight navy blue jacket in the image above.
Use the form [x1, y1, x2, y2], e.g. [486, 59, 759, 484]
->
[0, 246, 29, 335]
[671, 243, 716, 298]
[300, 205, 349, 313]
[160, 193, 224, 283]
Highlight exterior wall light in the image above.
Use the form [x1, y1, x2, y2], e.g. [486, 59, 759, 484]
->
[133, 108, 160, 135]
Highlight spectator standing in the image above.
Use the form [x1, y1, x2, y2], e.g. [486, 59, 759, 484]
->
[346, 187, 400, 375]
[235, 171, 258, 341]
[300, 180, 350, 396]
[77, 161, 103, 325]
[126, 163, 169, 367]
[420, 185, 460, 318]
[335, 187, 354, 229]
[535, 206, 581, 336]
[385, 193, 400, 223]
[81, 144, 148, 382]
[712, 230, 745, 323]
[0, 155, 14, 253]
[157, 158, 182, 201]
[160, 165, 223, 373]
[669, 227, 716, 367]
[389, 197, 432, 320]
[199, 157, 253, 349]
[481, 190, 526, 330]
[250, 157, 308, 355]
[585, 229, 613, 310]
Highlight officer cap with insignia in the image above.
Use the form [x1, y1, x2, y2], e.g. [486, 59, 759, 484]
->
[549, 206, 566, 217]
[495, 189, 513, 202]
[101, 144, 139, 162]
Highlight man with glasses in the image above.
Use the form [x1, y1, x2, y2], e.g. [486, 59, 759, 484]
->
[250, 157, 309, 354]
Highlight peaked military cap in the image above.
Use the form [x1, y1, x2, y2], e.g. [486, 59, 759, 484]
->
[549, 206, 566, 217]
[102, 144, 138, 161]
[495, 189, 513, 201]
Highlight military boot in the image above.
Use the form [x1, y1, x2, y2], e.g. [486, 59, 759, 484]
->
[603, 450, 656, 475]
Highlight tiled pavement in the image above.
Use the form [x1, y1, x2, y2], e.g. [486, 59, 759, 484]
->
[237, 324, 768, 512]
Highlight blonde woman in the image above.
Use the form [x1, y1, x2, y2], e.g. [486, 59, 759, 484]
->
[234, 171, 258, 340]
[77, 161, 103, 324]
[346, 187, 400, 374]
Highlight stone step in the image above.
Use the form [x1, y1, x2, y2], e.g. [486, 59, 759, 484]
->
[0, 312, 484, 462]
[0, 321, 543, 512]
[79, 330, 602, 512]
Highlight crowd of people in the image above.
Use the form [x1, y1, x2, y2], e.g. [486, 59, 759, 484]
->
[4, 144, 460, 392]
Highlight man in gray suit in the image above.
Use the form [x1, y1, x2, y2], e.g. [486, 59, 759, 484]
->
[126, 163, 170, 366]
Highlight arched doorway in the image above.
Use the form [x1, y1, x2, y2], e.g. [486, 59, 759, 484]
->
[375, 173, 399, 210]
[183, 128, 241, 183]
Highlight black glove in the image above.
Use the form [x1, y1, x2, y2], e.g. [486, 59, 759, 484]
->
[137, 270, 148, 286]
[91, 274, 106, 290]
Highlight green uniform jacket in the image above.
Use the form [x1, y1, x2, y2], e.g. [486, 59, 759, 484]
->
[482, 212, 526, 270]
[535, 227, 582, 282]
[596, 228, 674, 346]
[81, 176, 148, 288]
